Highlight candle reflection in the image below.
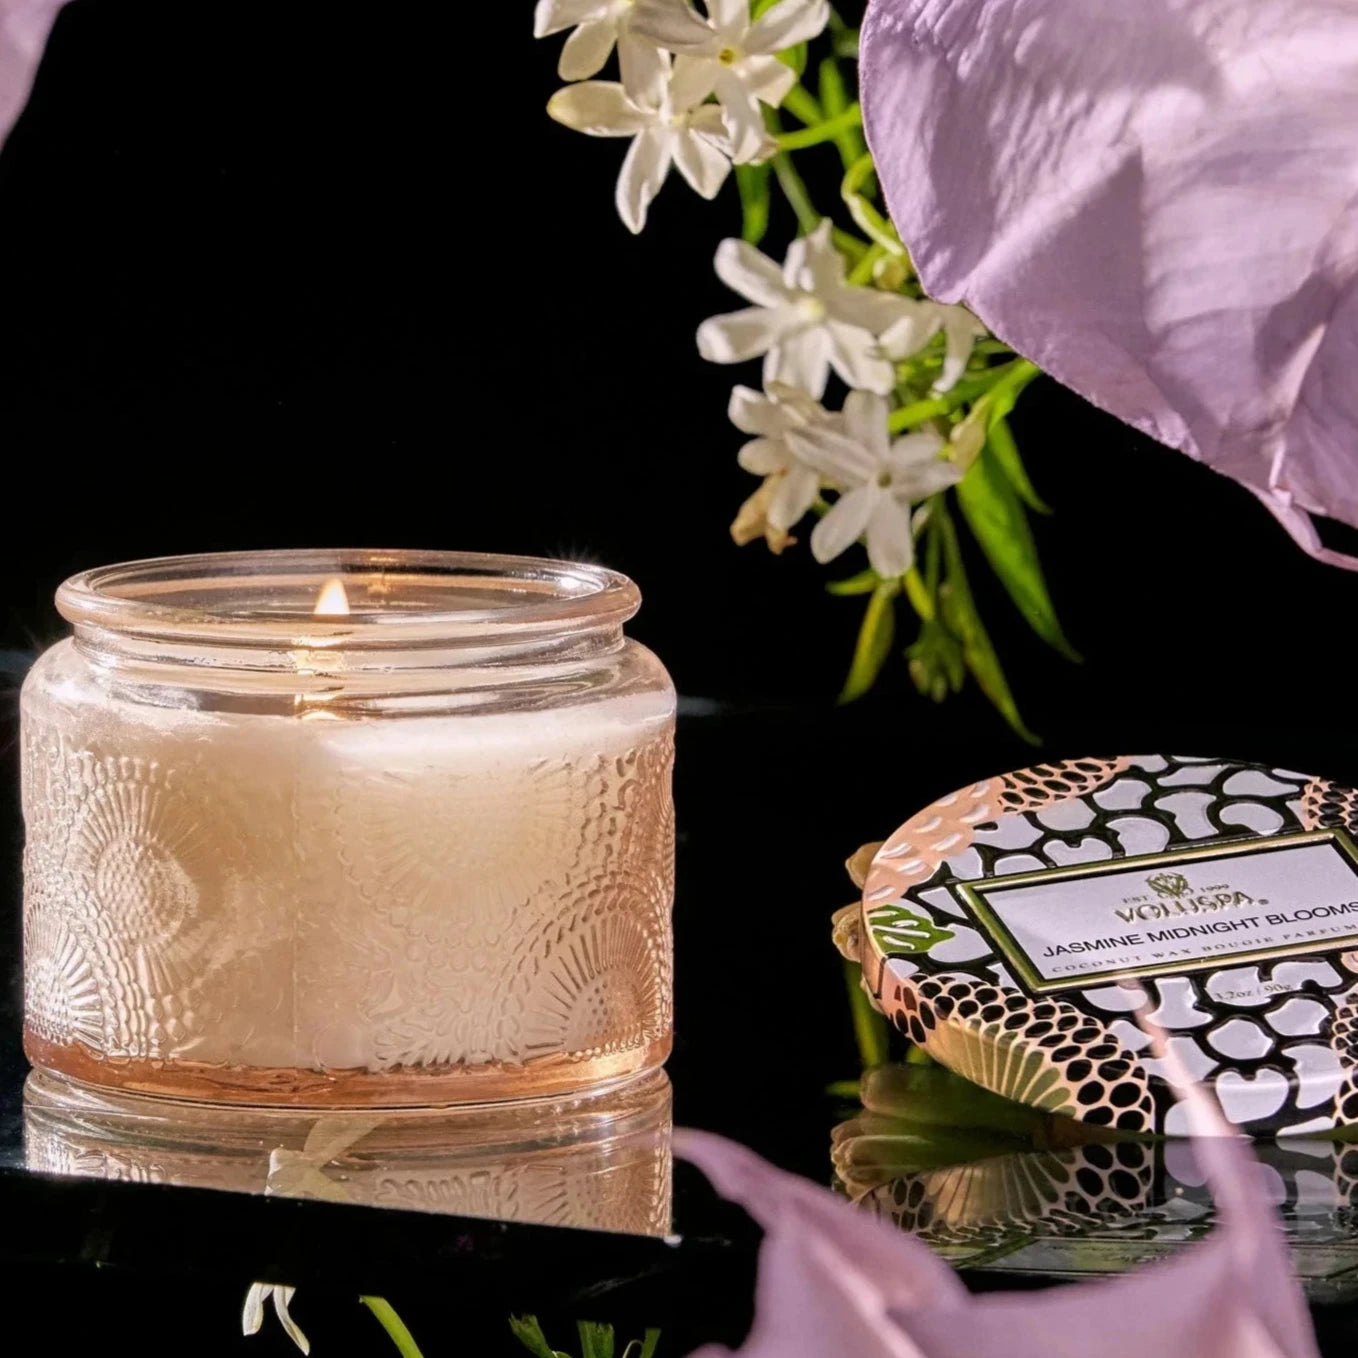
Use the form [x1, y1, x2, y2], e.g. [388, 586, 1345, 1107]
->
[24, 1068, 673, 1236]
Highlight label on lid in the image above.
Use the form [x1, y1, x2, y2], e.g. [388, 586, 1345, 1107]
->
[961, 830, 1358, 992]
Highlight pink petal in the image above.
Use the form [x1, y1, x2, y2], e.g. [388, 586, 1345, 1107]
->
[677, 1094, 1319, 1358]
[860, 0, 1358, 564]
[0, 0, 66, 146]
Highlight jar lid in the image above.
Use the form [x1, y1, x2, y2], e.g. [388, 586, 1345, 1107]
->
[856, 755, 1358, 1137]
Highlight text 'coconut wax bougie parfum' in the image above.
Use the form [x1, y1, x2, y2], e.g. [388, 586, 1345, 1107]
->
[21, 550, 676, 1107]
[839, 755, 1358, 1137]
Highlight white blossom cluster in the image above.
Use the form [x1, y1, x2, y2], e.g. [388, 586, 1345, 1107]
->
[537, 0, 985, 579]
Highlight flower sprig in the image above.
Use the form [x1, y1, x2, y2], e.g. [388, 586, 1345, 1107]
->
[539, 0, 1074, 738]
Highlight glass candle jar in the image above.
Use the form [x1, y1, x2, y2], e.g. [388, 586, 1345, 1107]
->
[21, 550, 676, 1107]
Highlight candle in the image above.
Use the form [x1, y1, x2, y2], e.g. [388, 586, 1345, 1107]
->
[21, 550, 676, 1106]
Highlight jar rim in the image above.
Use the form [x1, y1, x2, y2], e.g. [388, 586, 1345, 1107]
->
[56, 548, 642, 649]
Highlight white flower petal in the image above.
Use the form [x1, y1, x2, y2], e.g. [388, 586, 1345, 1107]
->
[841, 389, 891, 461]
[618, 32, 672, 106]
[765, 324, 831, 397]
[699, 304, 799, 363]
[715, 68, 771, 162]
[765, 381, 824, 419]
[936, 306, 988, 391]
[616, 126, 674, 232]
[715, 237, 791, 307]
[548, 82, 652, 136]
[892, 456, 963, 501]
[674, 127, 731, 198]
[632, 0, 717, 51]
[888, 429, 961, 501]
[729, 384, 783, 435]
[738, 436, 791, 476]
[825, 320, 897, 394]
[737, 52, 798, 107]
[880, 305, 942, 361]
[271, 1288, 311, 1357]
[782, 219, 835, 292]
[797, 218, 845, 294]
[670, 52, 720, 109]
[887, 428, 947, 470]
[708, 0, 749, 31]
[689, 103, 731, 142]
[811, 485, 878, 564]
[534, 0, 606, 38]
[865, 495, 915, 579]
[559, 16, 620, 81]
[782, 232, 810, 291]
[768, 464, 821, 529]
[826, 284, 917, 336]
[787, 421, 878, 487]
[242, 1285, 268, 1337]
[746, 0, 831, 54]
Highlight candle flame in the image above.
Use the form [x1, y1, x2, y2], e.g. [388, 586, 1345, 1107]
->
[313, 577, 351, 617]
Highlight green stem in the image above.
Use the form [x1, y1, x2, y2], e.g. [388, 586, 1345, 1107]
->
[360, 1297, 425, 1358]
[846, 240, 886, 286]
[832, 226, 869, 262]
[775, 103, 862, 152]
[887, 358, 1031, 433]
[817, 55, 867, 169]
[902, 567, 934, 622]
[841, 153, 903, 256]
[770, 152, 820, 235]
[781, 83, 824, 127]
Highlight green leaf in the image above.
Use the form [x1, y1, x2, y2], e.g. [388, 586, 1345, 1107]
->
[955, 442, 1078, 661]
[578, 1320, 616, 1358]
[624, 1333, 662, 1358]
[985, 360, 1041, 424]
[735, 163, 770, 245]
[937, 504, 1039, 743]
[987, 415, 1050, 513]
[839, 579, 900, 703]
[866, 902, 956, 955]
[509, 1316, 569, 1358]
[826, 568, 879, 596]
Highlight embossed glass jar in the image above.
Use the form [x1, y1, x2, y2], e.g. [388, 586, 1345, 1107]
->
[21, 549, 676, 1107]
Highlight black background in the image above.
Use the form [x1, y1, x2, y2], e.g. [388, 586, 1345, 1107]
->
[3, 2, 1358, 1353]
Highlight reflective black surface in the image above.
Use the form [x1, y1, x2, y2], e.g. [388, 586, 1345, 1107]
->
[1, 710, 1358, 1356]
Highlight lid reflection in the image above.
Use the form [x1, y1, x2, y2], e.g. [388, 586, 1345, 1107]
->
[832, 1063, 1358, 1302]
[24, 1068, 672, 1237]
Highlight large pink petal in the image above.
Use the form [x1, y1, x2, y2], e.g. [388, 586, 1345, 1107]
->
[677, 1088, 1319, 1358]
[0, 0, 66, 146]
[860, 0, 1358, 563]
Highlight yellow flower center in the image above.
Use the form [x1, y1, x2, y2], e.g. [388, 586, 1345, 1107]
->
[795, 296, 827, 323]
[718, 46, 739, 65]
[877, 470, 893, 489]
